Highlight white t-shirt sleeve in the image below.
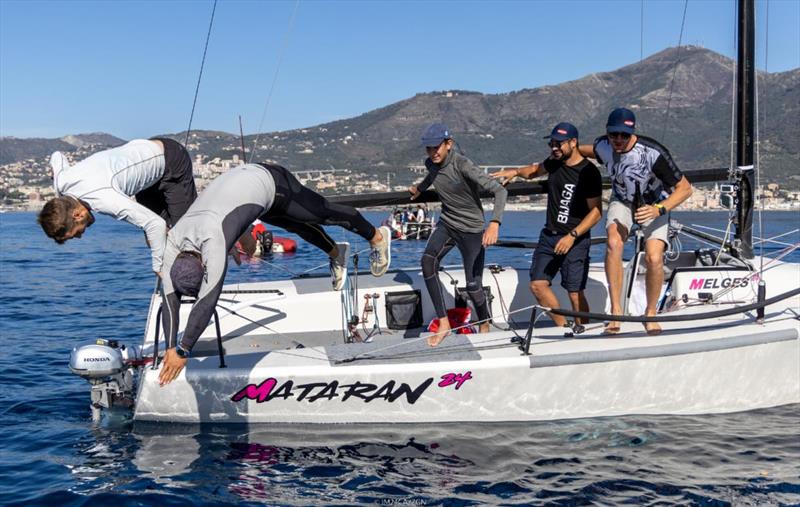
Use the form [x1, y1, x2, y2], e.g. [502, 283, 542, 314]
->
[92, 189, 168, 272]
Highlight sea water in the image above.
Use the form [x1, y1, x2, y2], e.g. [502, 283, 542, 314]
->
[1, 210, 798, 505]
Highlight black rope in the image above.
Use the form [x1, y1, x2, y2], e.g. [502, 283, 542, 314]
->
[494, 237, 608, 250]
[545, 286, 800, 323]
[660, 0, 689, 144]
[184, 0, 218, 147]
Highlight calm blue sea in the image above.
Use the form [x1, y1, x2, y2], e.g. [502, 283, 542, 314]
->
[1, 210, 798, 506]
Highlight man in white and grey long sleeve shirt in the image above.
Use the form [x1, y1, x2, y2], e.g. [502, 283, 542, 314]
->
[38, 137, 197, 273]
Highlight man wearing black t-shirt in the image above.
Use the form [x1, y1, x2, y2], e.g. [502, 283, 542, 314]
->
[579, 108, 693, 335]
[494, 122, 602, 330]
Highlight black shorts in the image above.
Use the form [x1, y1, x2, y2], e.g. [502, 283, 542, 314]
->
[529, 229, 591, 292]
[135, 137, 197, 227]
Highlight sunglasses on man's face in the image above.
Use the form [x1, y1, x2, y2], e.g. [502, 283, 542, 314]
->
[426, 141, 447, 152]
[608, 132, 632, 140]
[548, 139, 569, 148]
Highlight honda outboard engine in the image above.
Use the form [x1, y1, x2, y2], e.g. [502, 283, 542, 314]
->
[69, 339, 142, 421]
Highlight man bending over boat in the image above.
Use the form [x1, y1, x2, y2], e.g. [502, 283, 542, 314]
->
[409, 123, 508, 347]
[493, 122, 602, 333]
[579, 108, 692, 335]
[157, 163, 391, 386]
[37, 138, 197, 274]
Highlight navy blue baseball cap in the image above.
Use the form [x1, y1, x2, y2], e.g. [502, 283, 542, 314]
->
[170, 251, 205, 297]
[543, 122, 579, 141]
[606, 108, 636, 134]
[421, 123, 451, 147]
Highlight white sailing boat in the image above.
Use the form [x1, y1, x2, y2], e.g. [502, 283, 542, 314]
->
[70, 0, 799, 423]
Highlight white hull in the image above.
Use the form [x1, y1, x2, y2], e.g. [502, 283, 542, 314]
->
[133, 257, 800, 423]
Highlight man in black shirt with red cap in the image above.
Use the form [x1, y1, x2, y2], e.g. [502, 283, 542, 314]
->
[494, 122, 603, 331]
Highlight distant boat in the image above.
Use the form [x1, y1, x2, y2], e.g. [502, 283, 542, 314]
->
[382, 207, 435, 240]
[250, 222, 297, 255]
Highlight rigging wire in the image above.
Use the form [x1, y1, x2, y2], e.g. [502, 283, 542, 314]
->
[755, 0, 769, 274]
[640, 0, 645, 62]
[723, 0, 738, 255]
[660, 0, 689, 144]
[184, 0, 218, 147]
[248, 0, 301, 163]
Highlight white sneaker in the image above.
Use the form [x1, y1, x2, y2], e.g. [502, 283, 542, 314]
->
[330, 242, 350, 290]
[370, 226, 391, 277]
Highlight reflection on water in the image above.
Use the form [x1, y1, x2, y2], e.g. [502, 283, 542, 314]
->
[77, 410, 793, 505]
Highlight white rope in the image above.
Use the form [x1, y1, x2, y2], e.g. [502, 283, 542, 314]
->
[756, 228, 799, 247]
[689, 223, 797, 248]
[714, 217, 735, 265]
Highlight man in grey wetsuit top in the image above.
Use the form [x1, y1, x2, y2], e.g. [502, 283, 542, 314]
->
[409, 123, 508, 347]
[157, 163, 391, 386]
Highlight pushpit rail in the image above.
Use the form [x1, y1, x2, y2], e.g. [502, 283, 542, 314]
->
[519, 286, 800, 355]
[151, 288, 284, 369]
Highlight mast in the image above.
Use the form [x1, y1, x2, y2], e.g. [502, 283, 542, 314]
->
[734, 0, 755, 259]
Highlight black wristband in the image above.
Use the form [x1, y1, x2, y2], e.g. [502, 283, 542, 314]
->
[175, 344, 191, 358]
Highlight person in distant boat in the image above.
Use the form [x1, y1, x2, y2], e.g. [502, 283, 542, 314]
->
[492, 123, 602, 332]
[37, 138, 197, 274]
[416, 205, 426, 223]
[157, 163, 391, 386]
[579, 108, 692, 335]
[409, 123, 508, 347]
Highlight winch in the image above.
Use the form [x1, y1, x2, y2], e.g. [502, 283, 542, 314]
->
[69, 339, 143, 421]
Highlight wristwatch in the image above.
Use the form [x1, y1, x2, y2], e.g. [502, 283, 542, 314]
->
[654, 203, 667, 216]
[175, 344, 191, 359]
[569, 230, 579, 238]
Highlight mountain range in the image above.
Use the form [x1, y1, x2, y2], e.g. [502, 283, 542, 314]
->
[2, 46, 798, 185]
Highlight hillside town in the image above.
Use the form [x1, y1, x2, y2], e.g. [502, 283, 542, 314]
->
[1, 140, 799, 213]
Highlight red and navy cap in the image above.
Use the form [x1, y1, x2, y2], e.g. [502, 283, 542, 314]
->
[543, 122, 579, 141]
[606, 108, 636, 134]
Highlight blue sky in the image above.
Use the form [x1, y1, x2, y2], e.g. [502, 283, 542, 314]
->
[1, 0, 797, 140]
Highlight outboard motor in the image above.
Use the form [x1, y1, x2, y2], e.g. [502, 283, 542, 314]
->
[69, 339, 141, 421]
[257, 230, 274, 255]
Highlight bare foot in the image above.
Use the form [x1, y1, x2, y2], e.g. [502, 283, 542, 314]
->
[428, 317, 451, 347]
[643, 321, 662, 336]
[603, 309, 621, 335]
[478, 322, 490, 333]
[369, 229, 383, 247]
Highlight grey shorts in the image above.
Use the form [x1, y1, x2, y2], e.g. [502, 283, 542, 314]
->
[606, 199, 669, 244]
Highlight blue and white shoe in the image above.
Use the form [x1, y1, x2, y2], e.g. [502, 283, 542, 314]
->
[370, 226, 391, 276]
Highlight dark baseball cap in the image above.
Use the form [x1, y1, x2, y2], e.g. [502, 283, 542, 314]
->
[543, 122, 579, 141]
[170, 251, 205, 297]
[421, 123, 451, 147]
[606, 108, 636, 134]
